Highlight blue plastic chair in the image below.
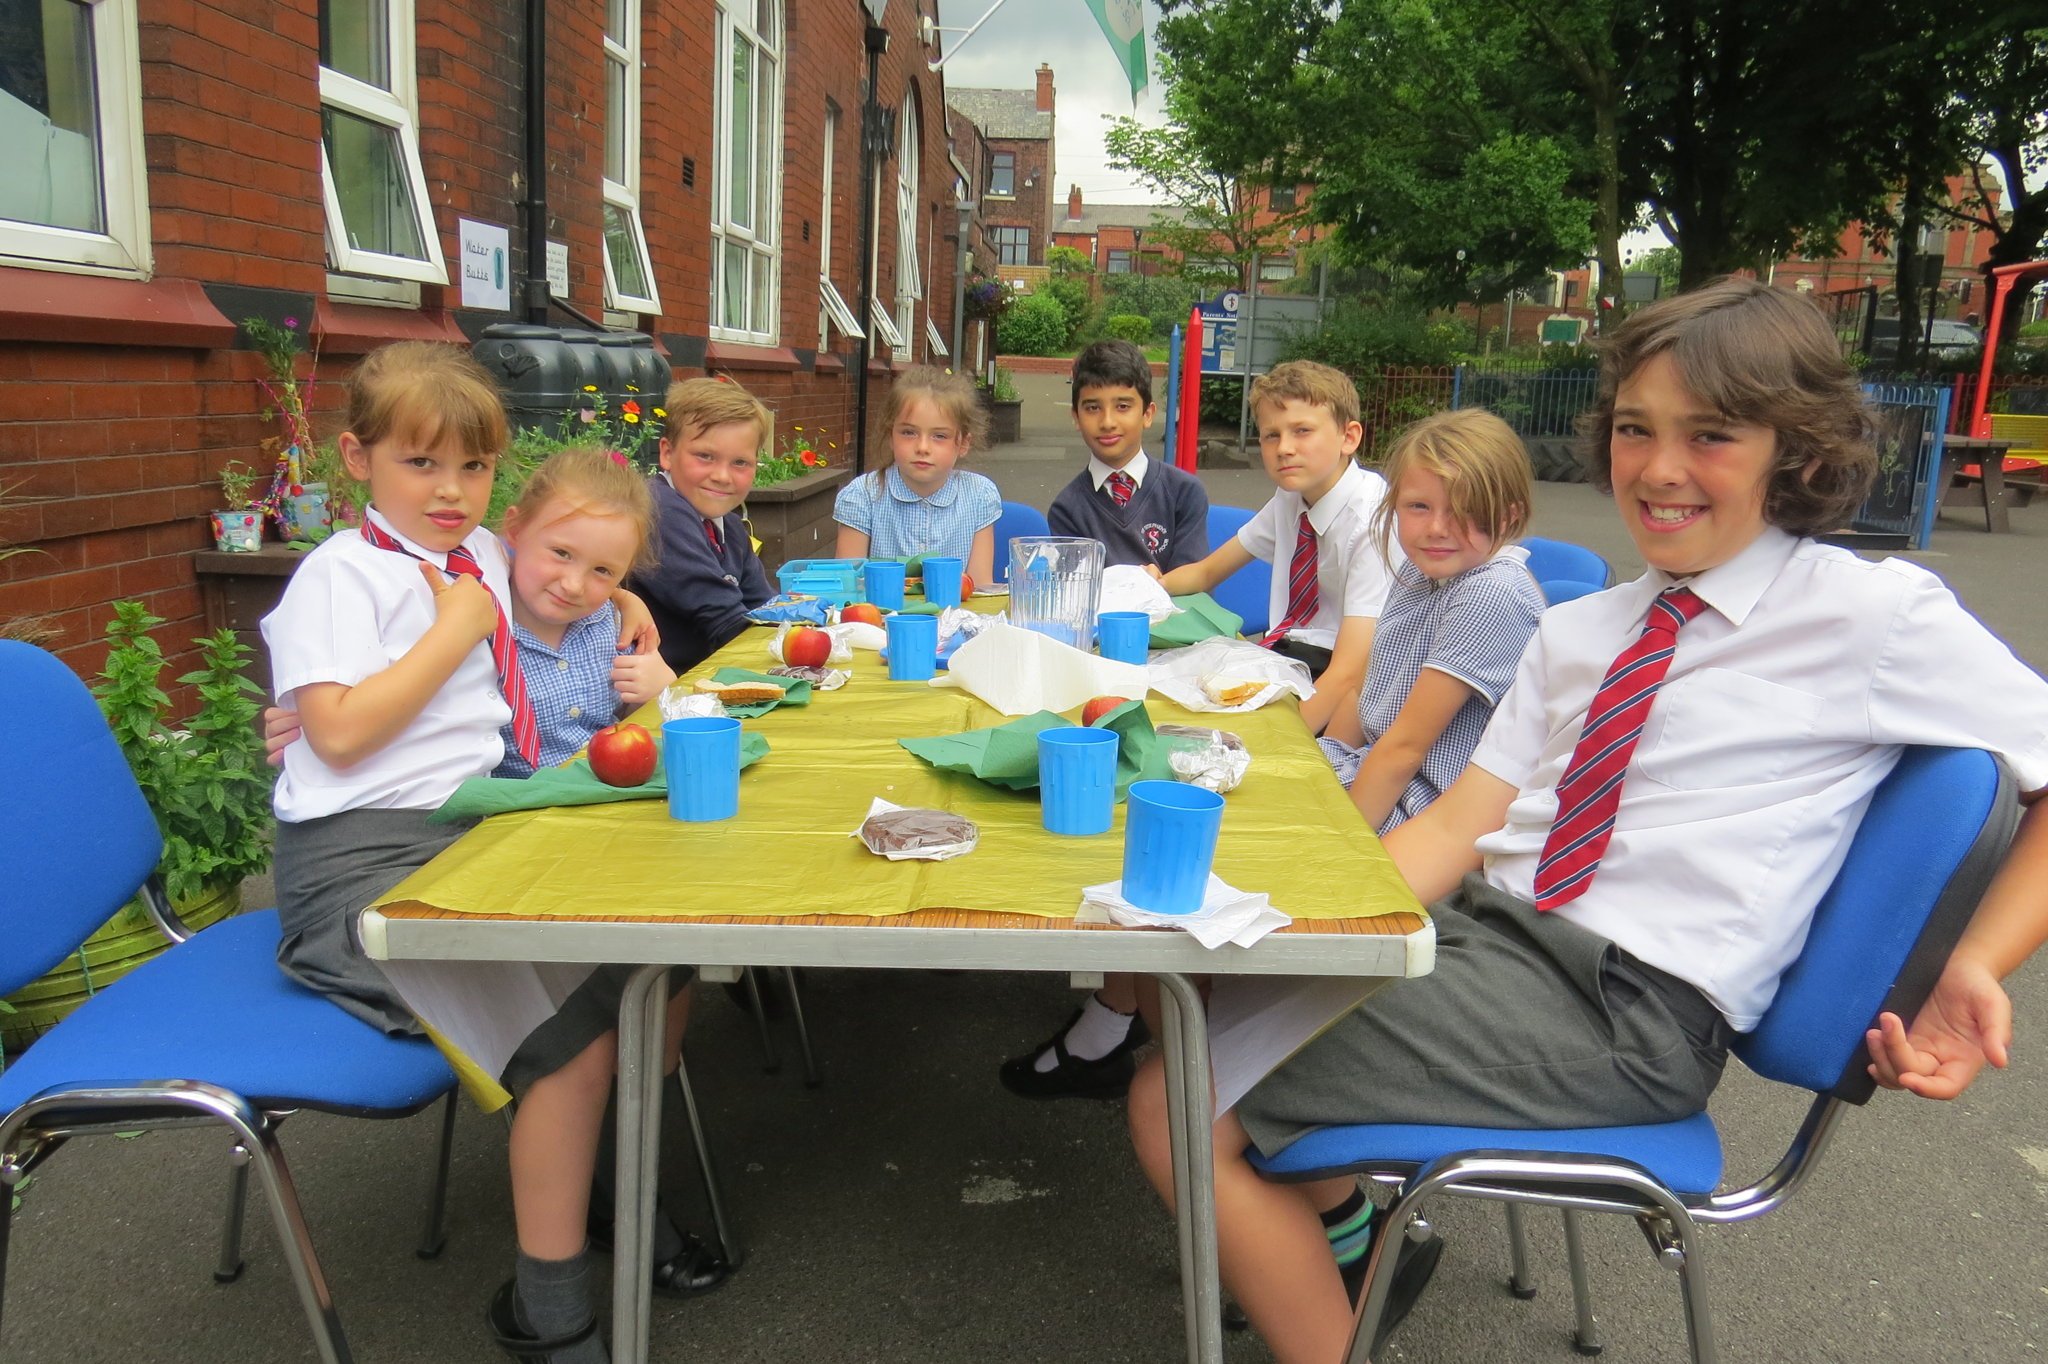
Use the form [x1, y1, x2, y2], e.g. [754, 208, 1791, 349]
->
[1521, 536, 1612, 596]
[0, 641, 459, 1364]
[1539, 578, 1605, 606]
[990, 500, 1050, 583]
[1251, 746, 2017, 1363]
[1205, 505, 1271, 635]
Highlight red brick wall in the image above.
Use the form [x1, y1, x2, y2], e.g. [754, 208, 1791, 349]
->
[981, 133, 1053, 264]
[0, 0, 956, 701]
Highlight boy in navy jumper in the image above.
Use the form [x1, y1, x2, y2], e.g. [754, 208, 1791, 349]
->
[1048, 339, 1209, 571]
[630, 377, 774, 673]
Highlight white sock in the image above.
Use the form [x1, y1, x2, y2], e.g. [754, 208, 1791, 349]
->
[1033, 993, 1137, 1072]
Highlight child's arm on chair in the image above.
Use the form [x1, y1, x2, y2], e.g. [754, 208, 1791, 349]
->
[296, 560, 499, 769]
[1869, 790, 2048, 1100]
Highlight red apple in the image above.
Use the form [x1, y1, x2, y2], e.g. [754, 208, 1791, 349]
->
[1082, 696, 1131, 726]
[961, 571, 975, 599]
[587, 722, 657, 787]
[784, 625, 833, 668]
[842, 602, 885, 627]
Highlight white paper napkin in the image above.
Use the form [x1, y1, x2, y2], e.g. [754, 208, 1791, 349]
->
[1076, 874, 1292, 949]
[933, 622, 1150, 715]
[1099, 564, 1178, 622]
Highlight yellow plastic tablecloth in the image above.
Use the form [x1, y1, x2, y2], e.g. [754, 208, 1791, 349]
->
[373, 624, 1420, 925]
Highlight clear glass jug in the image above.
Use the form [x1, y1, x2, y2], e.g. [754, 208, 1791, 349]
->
[1008, 537, 1105, 650]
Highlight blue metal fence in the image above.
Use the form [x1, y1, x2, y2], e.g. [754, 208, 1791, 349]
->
[1861, 382, 1951, 549]
[1452, 363, 1601, 437]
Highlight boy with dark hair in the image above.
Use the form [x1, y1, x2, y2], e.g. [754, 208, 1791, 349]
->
[1047, 339, 1209, 571]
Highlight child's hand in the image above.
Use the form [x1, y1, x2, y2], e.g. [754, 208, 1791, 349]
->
[1866, 955, 2011, 1100]
[419, 561, 499, 646]
[612, 587, 661, 654]
[1144, 564, 1166, 582]
[260, 706, 302, 766]
[612, 648, 677, 708]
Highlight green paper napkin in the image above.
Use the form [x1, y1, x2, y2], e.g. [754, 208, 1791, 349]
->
[430, 731, 771, 822]
[710, 667, 812, 716]
[1151, 593, 1244, 646]
[898, 699, 1172, 798]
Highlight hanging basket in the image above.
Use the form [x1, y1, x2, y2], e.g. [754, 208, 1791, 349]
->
[1, 881, 242, 1055]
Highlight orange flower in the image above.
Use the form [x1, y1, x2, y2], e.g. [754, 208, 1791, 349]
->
[801, 450, 822, 467]
[622, 400, 641, 416]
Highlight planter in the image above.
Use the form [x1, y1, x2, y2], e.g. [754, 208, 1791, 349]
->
[988, 399, 1023, 445]
[279, 483, 333, 543]
[744, 466, 854, 574]
[2, 881, 241, 1055]
[211, 508, 263, 552]
[194, 543, 309, 690]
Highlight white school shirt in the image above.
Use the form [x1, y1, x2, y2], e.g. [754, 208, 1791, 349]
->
[1088, 449, 1150, 489]
[1235, 462, 1396, 648]
[1468, 527, 2048, 1031]
[263, 508, 513, 822]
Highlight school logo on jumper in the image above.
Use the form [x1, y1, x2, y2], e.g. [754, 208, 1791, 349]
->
[1142, 523, 1168, 553]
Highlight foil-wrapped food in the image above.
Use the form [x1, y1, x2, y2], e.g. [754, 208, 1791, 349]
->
[1155, 724, 1251, 793]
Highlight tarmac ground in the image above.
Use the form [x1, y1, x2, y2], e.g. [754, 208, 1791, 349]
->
[4, 368, 2045, 1363]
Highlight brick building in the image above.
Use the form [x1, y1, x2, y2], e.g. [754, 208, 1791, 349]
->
[945, 64, 1055, 280]
[0, 0, 959, 688]
[1768, 170, 2006, 321]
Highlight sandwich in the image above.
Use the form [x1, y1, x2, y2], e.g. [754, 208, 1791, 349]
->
[1199, 674, 1266, 707]
[693, 677, 788, 706]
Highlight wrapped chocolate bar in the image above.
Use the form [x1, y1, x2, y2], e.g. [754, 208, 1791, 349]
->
[1155, 724, 1251, 794]
[852, 798, 979, 861]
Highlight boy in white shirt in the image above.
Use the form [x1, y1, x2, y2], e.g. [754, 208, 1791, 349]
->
[1126, 279, 2048, 1362]
[1156, 359, 1397, 737]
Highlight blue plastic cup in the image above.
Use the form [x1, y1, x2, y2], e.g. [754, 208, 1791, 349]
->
[1037, 726, 1119, 836]
[663, 717, 742, 822]
[1121, 780, 1226, 914]
[922, 555, 964, 608]
[1096, 611, 1152, 664]
[885, 612, 939, 681]
[862, 559, 905, 611]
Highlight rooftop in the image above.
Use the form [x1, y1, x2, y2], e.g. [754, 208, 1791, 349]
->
[945, 87, 1052, 141]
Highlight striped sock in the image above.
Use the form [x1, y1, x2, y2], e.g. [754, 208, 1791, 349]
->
[1321, 1187, 1376, 1268]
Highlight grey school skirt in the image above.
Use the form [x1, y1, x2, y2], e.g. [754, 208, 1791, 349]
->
[1235, 875, 1733, 1157]
[274, 808, 691, 1094]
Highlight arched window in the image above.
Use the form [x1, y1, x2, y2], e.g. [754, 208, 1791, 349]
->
[711, 0, 781, 342]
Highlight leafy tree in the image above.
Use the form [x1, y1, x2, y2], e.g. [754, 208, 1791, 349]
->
[996, 290, 1069, 357]
[1043, 245, 1098, 345]
[1103, 271, 1201, 339]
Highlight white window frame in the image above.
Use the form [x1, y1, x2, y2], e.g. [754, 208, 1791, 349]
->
[892, 91, 921, 362]
[869, 297, 904, 350]
[923, 315, 949, 357]
[317, 0, 447, 284]
[817, 100, 864, 349]
[601, 0, 659, 313]
[0, 0, 153, 278]
[710, 0, 783, 345]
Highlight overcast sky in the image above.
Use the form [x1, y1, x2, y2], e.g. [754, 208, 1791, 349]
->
[934, 0, 1171, 207]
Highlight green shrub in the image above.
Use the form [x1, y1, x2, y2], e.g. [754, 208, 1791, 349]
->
[1104, 273, 1200, 342]
[1197, 375, 1246, 425]
[1104, 314, 1154, 344]
[1282, 299, 1470, 372]
[997, 290, 1070, 357]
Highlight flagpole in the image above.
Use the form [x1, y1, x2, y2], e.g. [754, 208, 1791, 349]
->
[927, 0, 1013, 71]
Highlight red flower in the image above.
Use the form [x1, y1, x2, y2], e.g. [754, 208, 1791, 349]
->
[800, 450, 822, 467]
[621, 400, 641, 416]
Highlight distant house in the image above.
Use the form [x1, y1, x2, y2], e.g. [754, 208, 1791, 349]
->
[1052, 187, 1182, 276]
[946, 65, 1056, 281]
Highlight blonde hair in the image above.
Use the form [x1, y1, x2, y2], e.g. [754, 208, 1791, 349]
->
[1370, 408, 1533, 562]
[1249, 359, 1361, 429]
[867, 365, 990, 496]
[507, 445, 660, 575]
[662, 376, 772, 454]
[345, 341, 507, 458]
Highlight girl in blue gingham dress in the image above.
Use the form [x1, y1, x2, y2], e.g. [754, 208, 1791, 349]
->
[1318, 409, 1546, 833]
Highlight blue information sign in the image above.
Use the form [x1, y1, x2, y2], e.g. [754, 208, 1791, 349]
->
[1197, 290, 1243, 375]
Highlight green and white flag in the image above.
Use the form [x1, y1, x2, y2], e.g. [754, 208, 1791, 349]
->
[1084, 0, 1149, 103]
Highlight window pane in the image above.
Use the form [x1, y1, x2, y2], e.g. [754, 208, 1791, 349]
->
[605, 202, 648, 300]
[753, 53, 775, 228]
[989, 153, 1013, 197]
[605, 55, 625, 183]
[606, 0, 626, 43]
[722, 239, 748, 330]
[324, 105, 427, 260]
[0, 0, 104, 234]
[750, 245, 772, 332]
[727, 39, 753, 230]
[319, 0, 389, 88]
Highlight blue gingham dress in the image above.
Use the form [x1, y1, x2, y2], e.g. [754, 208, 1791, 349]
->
[1318, 548, 1545, 833]
[493, 600, 626, 778]
[832, 466, 1003, 562]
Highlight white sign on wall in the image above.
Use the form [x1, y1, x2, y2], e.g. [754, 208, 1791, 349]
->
[547, 240, 569, 299]
[458, 218, 510, 311]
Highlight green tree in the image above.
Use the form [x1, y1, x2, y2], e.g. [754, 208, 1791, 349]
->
[1044, 245, 1098, 345]
[996, 290, 1069, 357]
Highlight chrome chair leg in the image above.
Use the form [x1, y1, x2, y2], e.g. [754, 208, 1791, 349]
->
[1503, 1203, 1538, 1298]
[673, 1054, 742, 1269]
[242, 1119, 354, 1364]
[741, 968, 780, 1074]
[215, 1142, 252, 1283]
[416, 1090, 457, 1260]
[780, 966, 821, 1088]
[1560, 1208, 1602, 1354]
[0, 1153, 19, 1335]
[1666, 1214, 1718, 1364]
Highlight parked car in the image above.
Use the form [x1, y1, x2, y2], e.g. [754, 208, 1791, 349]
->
[1867, 318, 1983, 363]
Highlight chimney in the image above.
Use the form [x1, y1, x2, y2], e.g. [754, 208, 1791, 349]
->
[1035, 64, 1054, 114]
[1067, 184, 1082, 221]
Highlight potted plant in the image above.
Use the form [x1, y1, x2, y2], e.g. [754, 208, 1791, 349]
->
[240, 316, 330, 541]
[212, 459, 263, 551]
[745, 424, 852, 571]
[2, 604, 271, 1050]
[983, 366, 1023, 445]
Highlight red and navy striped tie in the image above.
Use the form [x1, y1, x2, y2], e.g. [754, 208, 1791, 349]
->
[1533, 586, 1706, 910]
[1262, 512, 1320, 645]
[1106, 470, 1135, 507]
[359, 519, 541, 767]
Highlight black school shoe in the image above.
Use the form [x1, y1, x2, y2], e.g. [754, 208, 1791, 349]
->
[997, 1008, 1151, 1100]
[1220, 1223, 1445, 1352]
[585, 1207, 734, 1299]
[485, 1279, 602, 1363]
